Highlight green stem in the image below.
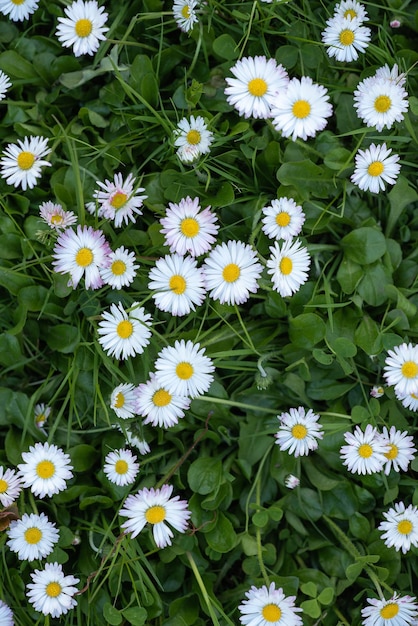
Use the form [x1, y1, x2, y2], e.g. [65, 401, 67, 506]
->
[186, 552, 221, 626]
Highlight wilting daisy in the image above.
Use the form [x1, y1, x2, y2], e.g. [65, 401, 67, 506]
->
[202, 240, 263, 306]
[18, 442, 73, 499]
[380, 426, 416, 475]
[340, 424, 389, 475]
[384, 342, 418, 396]
[103, 449, 140, 486]
[173, 0, 198, 32]
[262, 197, 305, 240]
[56, 0, 108, 57]
[238, 582, 303, 626]
[39, 202, 77, 231]
[135, 373, 191, 428]
[370, 385, 385, 398]
[0, 136, 51, 191]
[362, 593, 418, 626]
[285, 474, 300, 489]
[173, 115, 213, 163]
[271, 76, 333, 141]
[160, 196, 219, 257]
[0, 70, 11, 100]
[0, 466, 22, 507]
[86, 173, 147, 227]
[321, 15, 371, 62]
[275, 407, 323, 457]
[333, 0, 369, 21]
[267, 238, 311, 297]
[354, 77, 409, 131]
[0, 600, 14, 626]
[97, 301, 152, 360]
[26, 562, 79, 618]
[225, 55, 289, 119]
[124, 431, 150, 455]
[7, 512, 59, 562]
[100, 246, 139, 290]
[110, 383, 137, 419]
[52, 225, 111, 290]
[379, 502, 418, 554]
[34, 403, 51, 432]
[154, 339, 215, 398]
[396, 390, 418, 412]
[120, 484, 191, 548]
[0, 0, 39, 21]
[351, 142, 401, 194]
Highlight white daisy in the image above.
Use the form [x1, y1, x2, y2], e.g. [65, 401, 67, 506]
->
[340, 424, 389, 475]
[0, 70, 11, 100]
[271, 76, 333, 141]
[370, 385, 385, 398]
[275, 406, 323, 457]
[285, 474, 300, 489]
[34, 403, 51, 430]
[378, 502, 418, 554]
[160, 196, 219, 257]
[380, 426, 416, 475]
[103, 448, 139, 486]
[86, 173, 147, 227]
[266, 238, 311, 297]
[362, 593, 418, 626]
[351, 142, 401, 194]
[154, 339, 215, 398]
[135, 373, 191, 428]
[7, 512, 59, 562]
[238, 582, 303, 626]
[124, 431, 150, 455]
[0, 466, 22, 507]
[354, 77, 409, 131]
[97, 301, 152, 360]
[321, 15, 371, 62]
[262, 197, 305, 240]
[202, 240, 263, 306]
[39, 202, 77, 231]
[333, 0, 369, 21]
[17, 442, 73, 499]
[26, 562, 79, 618]
[110, 383, 137, 419]
[0, 0, 39, 21]
[99, 246, 139, 290]
[383, 342, 418, 396]
[225, 55, 289, 119]
[173, 115, 213, 163]
[119, 484, 191, 548]
[56, 0, 108, 57]
[0, 136, 51, 191]
[396, 390, 418, 412]
[173, 0, 198, 32]
[52, 225, 111, 290]
[0, 600, 14, 626]
[374, 63, 406, 86]
[148, 253, 206, 316]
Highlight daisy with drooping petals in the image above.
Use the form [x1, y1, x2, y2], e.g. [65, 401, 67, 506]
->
[97, 301, 152, 360]
[173, 0, 198, 32]
[160, 196, 219, 257]
[351, 142, 401, 194]
[225, 55, 289, 119]
[26, 562, 79, 618]
[103, 449, 140, 486]
[120, 484, 191, 548]
[124, 431, 150, 455]
[135, 373, 191, 428]
[275, 407, 323, 457]
[18, 442, 73, 499]
[396, 390, 418, 412]
[238, 582, 303, 626]
[285, 474, 300, 489]
[39, 202, 77, 231]
[0, 0, 39, 21]
[7, 512, 59, 562]
[262, 197, 305, 240]
[384, 342, 418, 396]
[86, 173, 147, 227]
[0, 70, 11, 99]
[378, 502, 418, 554]
[202, 240, 263, 306]
[100, 246, 139, 290]
[380, 426, 416, 475]
[354, 77, 409, 131]
[321, 15, 371, 62]
[0, 136, 51, 191]
[52, 225, 111, 290]
[375, 63, 407, 87]
[267, 238, 311, 297]
[0, 600, 14, 626]
[340, 424, 389, 475]
[154, 339, 214, 398]
[34, 403, 51, 431]
[56, 0, 108, 57]
[362, 593, 418, 626]
[333, 0, 369, 21]
[174, 115, 213, 163]
[370, 385, 385, 398]
[0, 466, 22, 507]
[110, 383, 137, 419]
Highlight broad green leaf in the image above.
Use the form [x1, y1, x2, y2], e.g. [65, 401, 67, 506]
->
[187, 457, 222, 495]
[341, 227, 386, 265]
[212, 34, 239, 60]
[205, 513, 237, 553]
[45, 324, 80, 353]
[289, 313, 326, 348]
[103, 603, 122, 626]
[336, 257, 362, 293]
[0, 50, 39, 80]
[300, 599, 321, 618]
[277, 160, 334, 198]
[122, 607, 148, 625]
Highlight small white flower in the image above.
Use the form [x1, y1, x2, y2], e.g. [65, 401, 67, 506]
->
[384, 342, 418, 396]
[173, 0, 198, 32]
[351, 142, 401, 194]
[285, 474, 300, 489]
[160, 196, 219, 257]
[0, 600, 14, 626]
[34, 403, 51, 429]
[125, 432, 150, 455]
[354, 76, 409, 131]
[7, 512, 59, 561]
[17, 442, 73, 499]
[333, 0, 369, 21]
[97, 302, 152, 361]
[103, 448, 140, 486]
[154, 339, 215, 398]
[110, 383, 137, 419]
[26, 562, 79, 618]
[380, 426, 416, 475]
[39, 202, 77, 231]
[0, 0, 39, 21]
[267, 238, 311, 297]
[0, 466, 22, 507]
[174, 115, 213, 163]
[373, 63, 406, 86]
[396, 390, 418, 412]
[321, 15, 371, 62]
[275, 407, 323, 457]
[0, 136, 51, 191]
[100, 246, 139, 290]
[86, 173, 147, 227]
[0, 70, 12, 100]
[135, 373, 191, 428]
[262, 197, 305, 240]
[378, 502, 418, 554]
[370, 385, 384, 398]
[238, 582, 303, 626]
[56, 0, 108, 57]
[361, 593, 418, 626]
[340, 424, 389, 475]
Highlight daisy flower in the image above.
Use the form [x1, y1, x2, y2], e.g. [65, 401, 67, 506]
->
[380, 426, 416, 475]
[55, 0, 108, 57]
[39, 202, 77, 231]
[378, 502, 418, 554]
[0, 466, 22, 507]
[224, 55, 289, 119]
[119, 484, 191, 548]
[333, 0, 369, 21]
[362, 593, 418, 626]
[238, 582, 303, 626]
[86, 173, 147, 227]
[384, 342, 418, 396]
[160, 196, 219, 257]
[18, 442, 73, 499]
[351, 142, 401, 194]
[285, 474, 300, 489]
[266, 238, 311, 297]
[97, 301, 152, 360]
[99, 246, 139, 290]
[202, 240, 263, 306]
[340, 424, 389, 475]
[135, 373, 191, 428]
[26, 562, 79, 618]
[148, 253, 206, 316]
[52, 225, 111, 290]
[261, 197, 305, 240]
[354, 77, 409, 131]
[370, 385, 385, 398]
[173, 115, 213, 163]
[321, 15, 371, 62]
[7, 512, 59, 562]
[0, 0, 39, 21]
[0, 600, 14, 626]
[173, 0, 198, 32]
[0, 136, 51, 191]
[396, 390, 418, 412]
[375, 63, 406, 87]
[154, 339, 215, 398]
[34, 403, 51, 429]
[275, 407, 323, 457]
[0, 70, 11, 99]
[103, 448, 140, 486]
[124, 431, 150, 455]
[110, 383, 137, 419]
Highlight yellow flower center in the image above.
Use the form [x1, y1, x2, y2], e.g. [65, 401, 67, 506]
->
[36, 460, 55, 479]
[180, 217, 200, 237]
[412, 393, 418, 399]
[276, 211, 291, 227]
[248, 78, 268, 97]
[262, 604, 282, 622]
[24, 527, 42, 545]
[116, 320, 133, 339]
[0, 478, 8, 493]
[176, 362, 194, 380]
[181, 5, 190, 18]
[17, 151, 35, 170]
[45, 582, 62, 598]
[110, 191, 128, 209]
[11, 0, 25, 4]
[114, 392, 125, 409]
[111, 260, 127, 276]
[153, 389, 172, 407]
[75, 247, 94, 267]
[339, 29, 355, 45]
[380, 603, 399, 619]
[145, 505, 166, 524]
[75, 18, 93, 38]
[186, 129, 201, 145]
[374, 95, 392, 113]
[367, 161, 384, 177]
[358, 443, 373, 458]
[401, 360, 418, 378]
[279, 257, 293, 275]
[384, 444, 398, 460]
[292, 100, 311, 119]
[291, 424, 308, 439]
[222, 263, 240, 283]
[169, 274, 187, 295]
[397, 519, 413, 535]
[51, 214, 64, 225]
[344, 9, 357, 18]
[115, 460, 129, 475]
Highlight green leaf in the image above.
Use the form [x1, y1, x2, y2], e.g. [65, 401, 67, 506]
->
[336, 257, 363, 294]
[18, 285, 50, 312]
[277, 160, 334, 198]
[187, 458, 222, 495]
[122, 607, 148, 625]
[289, 313, 326, 348]
[205, 513, 237, 553]
[341, 227, 386, 265]
[300, 599, 321, 618]
[212, 34, 239, 60]
[252, 510, 269, 527]
[0, 50, 39, 80]
[358, 263, 391, 306]
[300, 581, 317, 598]
[323, 147, 351, 171]
[0, 234, 22, 259]
[79, 495, 114, 510]
[349, 512, 370, 540]
[386, 176, 418, 237]
[68, 444, 98, 472]
[318, 587, 334, 605]
[346, 562, 363, 582]
[103, 603, 123, 625]
[355, 317, 382, 355]
[0, 333, 22, 367]
[45, 324, 80, 353]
